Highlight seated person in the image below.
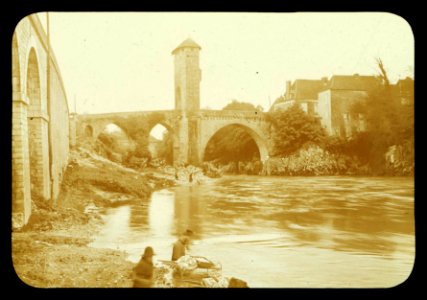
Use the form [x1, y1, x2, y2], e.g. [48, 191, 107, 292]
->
[133, 246, 155, 287]
[171, 229, 194, 261]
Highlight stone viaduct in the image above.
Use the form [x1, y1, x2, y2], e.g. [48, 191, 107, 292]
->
[75, 38, 272, 166]
[12, 26, 271, 228]
[76, 109, 270, 165]
[12, 14, 70, 228]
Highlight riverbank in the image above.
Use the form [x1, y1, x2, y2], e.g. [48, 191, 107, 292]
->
[205, 144, 414, 177]
[11, 148, 189, 287]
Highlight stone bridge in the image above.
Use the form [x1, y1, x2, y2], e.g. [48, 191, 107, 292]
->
[75, 37, 272, 166]
[11, 32, 273, 228]
[12, 14, 70, 228]
[75, 109, 271, 165]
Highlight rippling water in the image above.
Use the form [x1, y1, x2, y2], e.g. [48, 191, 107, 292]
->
[90, 176, 415, 287]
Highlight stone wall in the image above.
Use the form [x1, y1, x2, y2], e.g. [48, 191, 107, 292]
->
[76, 110, 272, 166]
[49, 61, 70, 202]
[173, 48, 201, 112]
[318, 90, 332, 134]
[318, 89, 367, 138]
[330, 90, 367, 138]
[12, 14, 70, 228]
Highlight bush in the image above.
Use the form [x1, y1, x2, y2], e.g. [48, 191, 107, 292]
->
[266, 145, 364, 176]
[267, 104, 327, 156]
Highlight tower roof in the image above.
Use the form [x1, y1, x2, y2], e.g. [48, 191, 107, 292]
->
[172, 38, 201, 55]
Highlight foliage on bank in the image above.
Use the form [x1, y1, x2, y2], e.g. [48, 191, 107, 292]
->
[266, 144, 366, 176]
[265, 60, 413, 176]
[267, 104, 327, 157]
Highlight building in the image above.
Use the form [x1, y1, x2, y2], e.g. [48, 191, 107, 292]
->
[271, 73, 413, 139]
[317, 74, 379, 137]
[271, 78, 329, 115]
[392, 77, 414, 105]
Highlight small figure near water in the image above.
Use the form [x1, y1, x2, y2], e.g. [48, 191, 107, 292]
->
[133, 246, 156, 287]
[172, 229, 194, 261]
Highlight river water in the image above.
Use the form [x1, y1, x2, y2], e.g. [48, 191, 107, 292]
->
[90, 176, 415, 287]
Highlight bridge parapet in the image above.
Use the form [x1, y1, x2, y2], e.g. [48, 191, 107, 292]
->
[196, 109, 267, 121]
[77, 109, 179, 121]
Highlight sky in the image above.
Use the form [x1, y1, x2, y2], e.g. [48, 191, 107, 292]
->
[36, 12, 414, 116]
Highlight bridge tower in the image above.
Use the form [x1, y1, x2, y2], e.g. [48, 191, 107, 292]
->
[172, 38, 202, 164]
[172, 38, 202, 112]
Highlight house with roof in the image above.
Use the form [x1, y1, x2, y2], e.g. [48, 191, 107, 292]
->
[271, 73, 413, 139]
[317, 74, 380, 138]
[271, 78, 329, 115]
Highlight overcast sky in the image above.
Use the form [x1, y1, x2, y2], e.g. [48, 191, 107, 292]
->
[36, 12, 414, 115]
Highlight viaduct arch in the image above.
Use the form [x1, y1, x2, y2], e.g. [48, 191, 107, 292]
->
[12, 14, 70, 228]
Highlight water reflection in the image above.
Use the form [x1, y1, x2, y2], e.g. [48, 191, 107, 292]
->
[173, 186, 204, 238]
[92, 206, 132, 250]
[91, 175, 414, 287]
[148, 189, 174, 239]
[129, 203, 148, 230]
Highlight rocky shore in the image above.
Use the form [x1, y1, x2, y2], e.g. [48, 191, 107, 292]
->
[11, 148, 202, 288]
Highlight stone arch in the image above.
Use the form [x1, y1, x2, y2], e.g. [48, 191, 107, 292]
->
[26, 47, 50, 200]
[12, 31, 32, 227]
[12, 33, 21, 99]
[95, 122, 140, 164]
[101, 121, 135, 141]
[96, 122, 129, 139]
[26, 48, 41, 106]
[201, 122, 269, 163]
[147, 120, 175, 136]
[84, 125, 94, 138]
[12, 33, 21, 208]
[147, 121, 176, 164]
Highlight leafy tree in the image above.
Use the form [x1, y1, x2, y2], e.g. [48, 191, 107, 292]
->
[222, 100, 263, 111]
[267, 104, 327, 156]
[347, 59, 414, 174]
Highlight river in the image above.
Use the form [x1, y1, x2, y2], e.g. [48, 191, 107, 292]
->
[89, 175, 415, 287]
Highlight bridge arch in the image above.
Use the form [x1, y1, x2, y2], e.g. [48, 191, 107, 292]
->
[147, 120, 175, 136]
[13, 14, 71, 228]
[12, 34, 21, 99]
[12, 32, 32, 227]
[26, 47, 50, 200]
[84, 124, 94, 138]
[147, 122, 175, 164]
[96, 122, 130, 142]
[200, 122, 269, 163]
[78, 120, 120, 143]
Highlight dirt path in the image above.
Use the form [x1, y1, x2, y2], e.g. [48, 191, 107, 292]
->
[12, 148, 178, 288]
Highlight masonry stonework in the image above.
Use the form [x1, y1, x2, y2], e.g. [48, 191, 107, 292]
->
[75, 39, 271, 167]
[12, 14, 70, 228]
[76, 110, 271, 166]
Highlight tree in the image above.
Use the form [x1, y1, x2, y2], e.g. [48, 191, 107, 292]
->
[222, 100, 263, 111]
[346, 59, 414, 174]
[268, 104, 327, 156]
